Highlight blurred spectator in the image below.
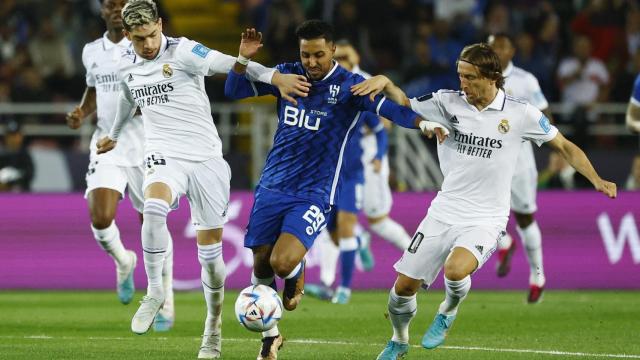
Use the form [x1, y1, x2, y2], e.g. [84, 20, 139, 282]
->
[483, 3, 510, 37]
[513, 32, 554, 98]
[626, 11, 640, 59]
[28, 18, 75, 80]
[625, 154, 640, 190]
[264, 0, 305, 63]
[426, 19, 462, 86]
[557, 35, 609, 147]
[538, 151, 591, 190]
[0, 120, 34, 192]
[402, 40, 454, 97]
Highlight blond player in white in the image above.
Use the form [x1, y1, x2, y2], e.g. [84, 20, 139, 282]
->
[65, 0, 175, 329]
[351, 43, 616, 359]
[96, 1, 310, 358]
[488, 33, 555, 303]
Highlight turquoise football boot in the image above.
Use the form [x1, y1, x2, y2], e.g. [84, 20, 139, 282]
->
[421, 313, 456, 349]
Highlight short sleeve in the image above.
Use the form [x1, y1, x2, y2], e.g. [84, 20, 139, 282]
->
[557, 59, 577, 78]
[521, 104, 558, 146]
[175, 38, 233, 76]
[82, 45, 95, 87]
[630, 74, 640, 106]
[408, 91, 450, 127]
[592, 60, 610, 85]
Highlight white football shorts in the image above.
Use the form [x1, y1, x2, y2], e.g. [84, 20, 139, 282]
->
[85, 160, 145, 213]
[142, 152, 231, 230]
[362, 156, 392, 218]
[393, 215, 504, 287]
[510, 141, 538, 214]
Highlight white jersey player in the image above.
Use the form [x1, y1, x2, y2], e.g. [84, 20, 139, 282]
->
[350, 43, 616, 360]
[96, 1, 309, 358]
[65, 0, 174, 328]
[489, 33, 555, 303]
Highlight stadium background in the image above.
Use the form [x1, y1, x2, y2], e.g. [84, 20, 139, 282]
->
[0, 1, 639, 359]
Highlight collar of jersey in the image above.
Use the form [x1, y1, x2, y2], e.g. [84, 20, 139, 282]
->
[503, 61, 514, 78]
[102, 31, 130, 50]
[309, 61, 339, 83]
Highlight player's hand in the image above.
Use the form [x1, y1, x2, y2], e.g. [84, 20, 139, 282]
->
[350, 75, 391, 102]
[66, 106, 84, 129]
[595, 179, 617, 199]
[419, 120, 449, 144]
[272, 72, 310, 106]
[239, 28, 263, 59]
[371, 158, 382, 173]
[96, 136, 117, 154]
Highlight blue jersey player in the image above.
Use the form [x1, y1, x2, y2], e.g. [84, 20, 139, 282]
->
[224, 20, 423, 359]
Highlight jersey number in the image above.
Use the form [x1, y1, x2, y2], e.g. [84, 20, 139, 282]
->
[302, 205, 325, 236]
[408, 232, 424, 253]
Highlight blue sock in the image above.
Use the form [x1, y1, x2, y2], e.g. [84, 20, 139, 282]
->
[339, 237, 358, 288]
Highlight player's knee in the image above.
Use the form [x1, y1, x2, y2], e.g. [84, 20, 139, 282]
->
[515, 213, 534, 228]
[394, 281, 419, 297]
[269, 254, 297, 279]
[444, 263, 471, 281]
[90, 211, 115, 229]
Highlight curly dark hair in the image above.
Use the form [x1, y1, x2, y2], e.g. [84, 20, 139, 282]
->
[295, 19, 335, 43]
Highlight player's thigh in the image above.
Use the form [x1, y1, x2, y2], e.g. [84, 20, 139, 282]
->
[393, 215, 454, 288]
[271, 232, 308, 275]
[196, 228, 223, 245]
[85, 161, 127, 224]
[142, 152, 187, 207]
[363, 162, 392, 218]
[123, 164, 145, 213]
[186, 156, 231, 231]
[452, 224, 505, 272]
[281, 200, 330, 250]
[510, 143, 538, 214]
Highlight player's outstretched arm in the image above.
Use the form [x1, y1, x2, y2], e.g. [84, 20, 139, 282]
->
[351, 75, 409, 106]
[547, 132, 617, 198]
[66, 87, 96, 129]
[625, 102, 640, 134]
[98, 85, 137, 154]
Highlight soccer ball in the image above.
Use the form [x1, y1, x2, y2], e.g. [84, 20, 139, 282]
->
[234, 284, 283, 332]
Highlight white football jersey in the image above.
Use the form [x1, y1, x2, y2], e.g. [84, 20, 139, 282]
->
[409, 89, 558, 227]
[502, 62, 548, 111]
[111, 35, 275, 162]
[82, 33, 144, 166]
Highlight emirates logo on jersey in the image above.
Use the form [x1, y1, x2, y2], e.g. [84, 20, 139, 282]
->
[498, 119, 510, 134]
[162, 64, 173, 78]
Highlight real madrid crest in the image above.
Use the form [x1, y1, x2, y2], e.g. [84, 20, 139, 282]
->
[162, 64, 173, 78]
[498, 119, 510, 134]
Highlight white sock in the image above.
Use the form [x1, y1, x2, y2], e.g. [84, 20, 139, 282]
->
[370, 218, 411, 250]
[161, 232, 174, 317]
[497, 231, 513, 250]
[141, 198, 171, 299]
[517, 222, 545, 286]
[251, 272, 280, 338]
[92, 221, 129, 266]
[438, 276, 471, 316]
[198, 242, 226, 336]
[317, 230, 339, 287]
[388, 288, 417, 344]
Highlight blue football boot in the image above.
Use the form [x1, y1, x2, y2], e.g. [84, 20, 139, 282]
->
[421, 313, 456, 349]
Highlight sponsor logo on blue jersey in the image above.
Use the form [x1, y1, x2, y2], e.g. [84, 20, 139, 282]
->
[283, 105, 322, 131]
[539, 115, 551, 134]
[191, 43, 211, 58]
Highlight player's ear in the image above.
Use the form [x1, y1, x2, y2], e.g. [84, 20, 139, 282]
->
[158, 17, 163, 32]
[123, 30, 131, 41]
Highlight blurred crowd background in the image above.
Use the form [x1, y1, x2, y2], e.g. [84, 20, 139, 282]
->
[0, 0, 639, 193]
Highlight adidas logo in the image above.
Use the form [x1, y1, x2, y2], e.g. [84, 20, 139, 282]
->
[91, 63, 98, 69]
[450, 115, 459, 124]
[127, 74, 134, 82]
[475, 245, 484, 254]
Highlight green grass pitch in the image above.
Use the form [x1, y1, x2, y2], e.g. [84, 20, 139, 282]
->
[0, 290, 638, 359]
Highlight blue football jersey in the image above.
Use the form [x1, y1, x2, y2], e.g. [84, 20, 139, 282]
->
[341, 111, 387, 181]
[225, 61, 418, 206]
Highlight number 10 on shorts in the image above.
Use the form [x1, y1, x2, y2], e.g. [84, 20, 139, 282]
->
[302, 205, 325, 236]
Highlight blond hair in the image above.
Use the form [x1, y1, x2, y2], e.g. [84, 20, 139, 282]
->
[122, 0, 159, 31]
